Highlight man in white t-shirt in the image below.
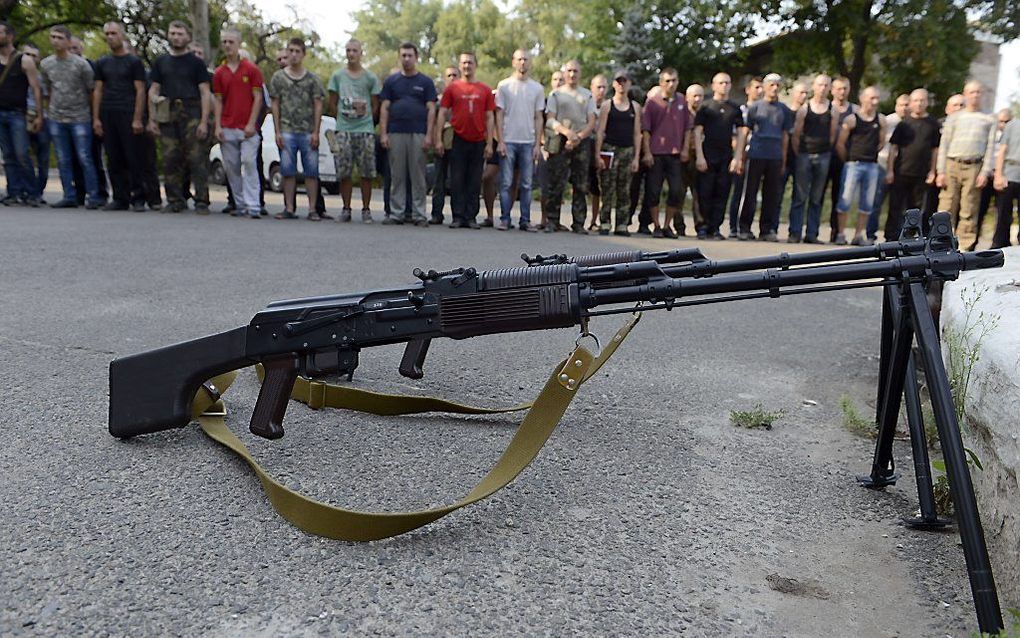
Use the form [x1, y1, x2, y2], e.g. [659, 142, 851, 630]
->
[495, 49, 544, 231]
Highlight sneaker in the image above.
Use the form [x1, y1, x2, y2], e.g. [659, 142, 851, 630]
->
[1, 194, 19, 206]
[851, 235, 874, 246]
[380, 215, 402, 225]
[85, 200, 102, 210]
[22, 196, 42, 208]
[480, 218, 494, 228]
[673, 226, 687, 237]
[787, 234, 801, 244]
[636, 225, 652, 236]
[556, 223, 570, 232]
[834, 233, 847, 246]
[614, 226, 630, 237]
[496, 222, 509, 231]
[307, 212, 322, 221]
[760, 232, 779, 242]
[362, 209, 373, 224]
[194, 204, 210, 215]
[662, 227, 677, 239]
[448, 221, 462, 228]
[696, 230, 708, 240]
[131, 202, 146, 212]
[652, 228, 664, 238]
[466, 220, 481, 229]
[737, 231, 754, 241]
[259, 207, 269, 217]
[340, 208, 352, 222]
[543, 224, 555, 233]
[571, 225, 589, 235]
[711, 232, 727, 241]
[220, 205, 235, 215]
[160, 203, 182, 214]
[428, 217, 444, 225]
[414, 219, 430, 227]
[599, 228, 610, 236]
[519, 223, 538, 233]
[803, 235, 822, 244]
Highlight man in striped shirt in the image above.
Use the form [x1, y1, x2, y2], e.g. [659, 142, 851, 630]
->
[935, 80, 996, 250]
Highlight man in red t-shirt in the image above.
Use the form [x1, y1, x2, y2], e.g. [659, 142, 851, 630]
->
[434, 52, 494, 228]
[212, 27, 264, 218]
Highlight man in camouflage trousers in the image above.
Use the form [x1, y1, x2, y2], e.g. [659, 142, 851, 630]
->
[146, 20, 212, 212]
[544, 60, 597, 233]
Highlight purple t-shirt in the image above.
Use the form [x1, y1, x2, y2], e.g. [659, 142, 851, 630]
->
[642, 93, 692, 156]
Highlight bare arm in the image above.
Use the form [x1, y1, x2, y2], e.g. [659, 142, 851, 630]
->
[212, 90, 223, 141]
[22, 56, 43, 131]
[993, 141, 1007, 190]
[244, 87, 262, 136]
[791, 106, 806, 155]
[312, 96, 322, 150]
[424, 101, 435, 150]
[198, 82, 211, 139]
[835, 115, 854, 162]
[271, 96, 282, 147]
[631, 103, 642, 171]
[483, 110, 494, 159]
[326, 91, 338, 118]
[379, 100, 390, 147]
[92, 80, 104, 135]
[594, 100, 610, 156]
[886, 144, 898, 184]
[132, 79, 145, 132]
[371, 95, 380, 123]
[433, 105, 448, 154]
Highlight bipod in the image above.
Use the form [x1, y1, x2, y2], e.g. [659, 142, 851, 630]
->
[859, 210, 1002, 634]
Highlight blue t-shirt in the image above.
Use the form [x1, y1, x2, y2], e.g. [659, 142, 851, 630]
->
[746, 99, 794, 160]
[379, 71, 437, 134]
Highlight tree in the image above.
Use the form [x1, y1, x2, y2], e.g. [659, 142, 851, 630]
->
[352, 0, 443, 79]
[758, 0, 1019, 101]
[1, 0, 115, 44]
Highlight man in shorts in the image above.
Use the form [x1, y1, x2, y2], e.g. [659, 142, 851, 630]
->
[269, 37, 324, 219]
[328, 39, 381, 222]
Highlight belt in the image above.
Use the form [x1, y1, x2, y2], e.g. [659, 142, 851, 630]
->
[949, 157, 983, 165]
[192, 314, 641, 541]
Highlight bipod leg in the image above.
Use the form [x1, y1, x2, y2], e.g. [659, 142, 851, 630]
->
[859, 283, 912, 489]
[874, 285, 895, 424]
[901, 351, 951, 530]
[907, 282, 1002, 634]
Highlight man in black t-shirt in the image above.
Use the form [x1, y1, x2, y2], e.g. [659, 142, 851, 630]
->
[694, 72, 746, 240]
[93, 21, 146, 211]
[147, 20, 212, 213]
[885, 88, 940, 240]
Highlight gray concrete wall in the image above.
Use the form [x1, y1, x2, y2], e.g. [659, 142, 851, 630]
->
[943, 246, 1020, 608]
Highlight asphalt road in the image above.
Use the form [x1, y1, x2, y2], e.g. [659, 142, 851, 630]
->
[0, 197, 979, 636]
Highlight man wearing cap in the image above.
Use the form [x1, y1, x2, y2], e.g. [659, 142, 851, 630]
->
[641, 67, 692, 238]
[737, 72, 793, 241]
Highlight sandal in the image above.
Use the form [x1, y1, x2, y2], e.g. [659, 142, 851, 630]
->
[274, 211, 298, 220]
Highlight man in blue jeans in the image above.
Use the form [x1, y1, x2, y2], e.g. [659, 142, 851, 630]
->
[39, 25, 101, 209]
[495, 49, 544, 232]
[788, 74, 837, 243]
[269, 38, 324, 219]
[834, 86, 886, 245]
[0, 22, 44, 206]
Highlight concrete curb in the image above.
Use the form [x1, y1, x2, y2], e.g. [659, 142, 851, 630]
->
[943, 246, 1020, 608]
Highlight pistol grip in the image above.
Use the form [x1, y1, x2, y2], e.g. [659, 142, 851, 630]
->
[399, 338, 431, 380]
[250, 355, 299, 439]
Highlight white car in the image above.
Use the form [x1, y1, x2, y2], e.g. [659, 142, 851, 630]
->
[209, 115, 340, 194]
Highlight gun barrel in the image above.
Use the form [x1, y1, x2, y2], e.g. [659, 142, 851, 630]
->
[582, 251, 996, 309]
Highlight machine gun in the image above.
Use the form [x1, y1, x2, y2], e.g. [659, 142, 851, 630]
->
[110, 210, 998, 442]
[108, 210, 1005, 632]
